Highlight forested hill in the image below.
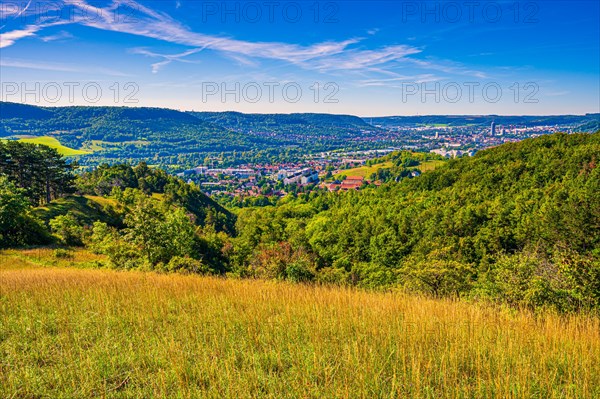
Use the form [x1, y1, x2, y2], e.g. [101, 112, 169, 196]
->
[0, 140, 235, 246]
[1, 132, 598, 310]
[0, 102, 206, 124]
[0, 102, 381, 167]
[189, 111, 376, 132]
[0, 101, 55, 120]
[230, 132, 600, 311]
[0, 102, 234, 166]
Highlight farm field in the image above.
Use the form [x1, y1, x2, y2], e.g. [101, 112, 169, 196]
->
[17, 136, 91, 156]
[335, 159, 444, 179]
[334, 161, 394, 179]
[1, 249, 598, 399]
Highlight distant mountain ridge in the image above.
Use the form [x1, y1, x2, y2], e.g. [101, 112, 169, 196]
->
[0, 102, 208, 124]
[0, 102, 384, 167]
[1, 102, 598, 168]
[3, 101, 596, 130]
[189, 111, 375, 131]
[367, 114, 600, 129]
[1, 102, 373, 129]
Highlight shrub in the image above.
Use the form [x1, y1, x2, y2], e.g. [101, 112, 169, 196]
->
[165, 256, 210, 275]
[106, 241, 151, 270]
[53, 248, 73, 259]
[350, 262, 397, 290]
[474, 251, 600, 312]
[87, 222, 116, 254]
[249, 242, 316, 282]
[285, 259, 315, 283]
[50, 213, 85, 246]
[401, 259, 475, 297]
[316, 267, 350, 286]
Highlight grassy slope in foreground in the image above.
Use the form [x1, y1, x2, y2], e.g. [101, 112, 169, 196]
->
[18, 136, 91, 156]
[1, 250, 598, 399]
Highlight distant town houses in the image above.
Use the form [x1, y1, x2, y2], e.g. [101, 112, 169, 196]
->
[280, 168, 320, 186]
[179, 167, 257, 178]
[326, 176, 369, 191]
[173, 122, 575, 200]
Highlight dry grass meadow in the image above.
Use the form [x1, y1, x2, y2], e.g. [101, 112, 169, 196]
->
[1, 249, 599, 398]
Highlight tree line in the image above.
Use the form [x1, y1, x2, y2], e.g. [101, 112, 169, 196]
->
[0, 141, 75, 204]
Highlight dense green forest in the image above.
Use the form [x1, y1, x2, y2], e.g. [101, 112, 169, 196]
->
[1, 133, 599, 312]
[4, 101, 598, 170]
[0, 102, 385, 169]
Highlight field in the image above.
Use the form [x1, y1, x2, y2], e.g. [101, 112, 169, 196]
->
[416, 159, 446, 172]
[1, 250, 599, 398]
[335, 161, 393, 179]
[335, 159, 445, 179]
[17, 136, 91, 156]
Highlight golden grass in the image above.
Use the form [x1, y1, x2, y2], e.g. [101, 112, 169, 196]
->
[1, 251, 598, 398]
[335, 162, 393, 179]
[1, 248, 106, 270]
[335, 159, 444, 180]
[417, 159, 446, 172]
[84, 195, 119, 208]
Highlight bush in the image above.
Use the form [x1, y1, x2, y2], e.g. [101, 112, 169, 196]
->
[106, 241, 151, 270]
[53, 248, 74, 259]
[316, 267, 350, 286]
[474, 251, 600, 312]
[249, 242, 316, 282]
[285, 260, 315, 283]
[87, 222, 116, 254]
[350, 262, 397, 290]
[401, 258, 475, 297]
[50, 213, 85, 246]
[165, 256, 210, 275]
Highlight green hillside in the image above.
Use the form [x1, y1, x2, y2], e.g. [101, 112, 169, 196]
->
[0, 102, 383, 168]
[1, 133, 599, 311]
[230, 133, 600, 311]
[18, 136, 91, 156]
[34, 195, 122, 227]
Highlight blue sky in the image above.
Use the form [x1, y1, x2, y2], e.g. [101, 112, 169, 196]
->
[0, 0, 598, 116]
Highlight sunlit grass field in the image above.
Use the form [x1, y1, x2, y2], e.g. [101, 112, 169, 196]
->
[1, 249, 598, 398]
[335, 161, 394, 179]
[335, 159, 445, 180]
[17, 136, 91, 156]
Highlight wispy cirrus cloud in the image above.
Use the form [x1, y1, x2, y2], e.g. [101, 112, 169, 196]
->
[0, 0, 422, 74]
[405, 58, 489, 79]
[357, 74, 441, 87]
[130, 47, 207, 73]
[0, 57, 130, 76]
[312, 45, 422, 72]
[0, 0, 496, 83]
[0, 25, 42, 47]
[40, 30, 73, 42]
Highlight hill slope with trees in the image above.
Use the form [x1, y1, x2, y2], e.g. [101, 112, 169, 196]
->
[229, 133, 600, 311]
[1, 133, 598, 311]
[0, 102, 383, 168]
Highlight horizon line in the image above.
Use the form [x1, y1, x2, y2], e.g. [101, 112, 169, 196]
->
[1, 101, 598, 119]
